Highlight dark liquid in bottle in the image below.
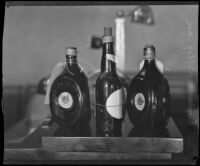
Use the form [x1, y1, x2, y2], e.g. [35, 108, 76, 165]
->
[50, 47, 91, 131]
[127, 45, 171, 129]
[96, 28, 123, 137]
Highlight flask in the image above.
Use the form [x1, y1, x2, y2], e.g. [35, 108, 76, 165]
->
[127, 45, 171, 129]
[96, 27, 124, 137]
[50, 47, 91, 127]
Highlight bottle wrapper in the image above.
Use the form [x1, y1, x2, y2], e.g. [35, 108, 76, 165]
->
[44, 62, 84, 104]
[106, 54, 116, 63]
[139, 59, 164, 73]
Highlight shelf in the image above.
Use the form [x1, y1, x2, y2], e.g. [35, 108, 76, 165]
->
[4, 117, 183, 162]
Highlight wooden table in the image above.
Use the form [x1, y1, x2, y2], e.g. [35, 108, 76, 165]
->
[4, 117, 184, 164]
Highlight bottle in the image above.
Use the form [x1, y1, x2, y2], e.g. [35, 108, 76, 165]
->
[127, 45, 171, 129]
[96, 27, 124, 137]
[50, 47, 91, 128]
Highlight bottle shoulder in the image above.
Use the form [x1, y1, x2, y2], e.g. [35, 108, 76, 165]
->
[96, 72, 122, 92]
[59, 65, 87, 79]
[52, 68, 89, 92]
[96, 72, 121, 84]
[129, 70, 170, 90]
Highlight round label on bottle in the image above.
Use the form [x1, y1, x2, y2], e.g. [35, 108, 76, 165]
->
[134, 93, 145, 111]
[106, 89, 124, 119]
[58, 92, 73, 109]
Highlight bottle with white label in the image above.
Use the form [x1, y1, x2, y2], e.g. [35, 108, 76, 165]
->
[96, 27, 124, 137]
[127, 45, 171, 129]
[50, 47, 91, 129]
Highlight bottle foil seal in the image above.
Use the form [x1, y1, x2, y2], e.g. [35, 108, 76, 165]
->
[65, 47, 77, 56]
[102, 36, 114, 43]
[144, 44, 155, 59]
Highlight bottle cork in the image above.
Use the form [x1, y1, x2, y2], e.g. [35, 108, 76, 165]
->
[104, 27, 112, 36]
[65, 47, 77, 56]
[102, 27, 113, 43]
[144, 44, 156, 59]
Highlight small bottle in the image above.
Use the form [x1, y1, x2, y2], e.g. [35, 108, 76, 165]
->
[127, 45, 171, 129]
[96, 27, 124, 137]
[50, 47, 91, 128]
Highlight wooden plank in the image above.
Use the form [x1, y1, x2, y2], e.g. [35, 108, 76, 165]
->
[41, 118, 183, 153]
[42, 136, 183, 153]
[4, 149, 171, 161]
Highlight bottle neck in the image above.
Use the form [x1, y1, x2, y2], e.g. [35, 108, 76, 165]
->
[142, 58, 159, 72]
[66, 55, 78, 67]
[101, 42, 116, 73]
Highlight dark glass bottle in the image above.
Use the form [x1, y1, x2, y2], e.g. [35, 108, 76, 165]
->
[50, 47, 91, 128]
[127, 45, 171, 129]
[96, 27, 124, 137]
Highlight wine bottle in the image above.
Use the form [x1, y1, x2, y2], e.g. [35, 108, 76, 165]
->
[127, 45, 171, 129]
[96, 27, 124, 137]
[50, 47, 91, 128]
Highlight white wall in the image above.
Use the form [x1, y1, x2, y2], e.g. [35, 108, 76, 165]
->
[3, 5, 198, 85]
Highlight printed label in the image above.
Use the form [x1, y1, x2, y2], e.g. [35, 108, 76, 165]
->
[106, 54, 116, 63]
[106, 89, 124, 119]
[58, 92, 73, 109]
[134, 93, 145, 111]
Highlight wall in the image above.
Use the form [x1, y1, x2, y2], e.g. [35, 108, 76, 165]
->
[3, 5, 198, 85]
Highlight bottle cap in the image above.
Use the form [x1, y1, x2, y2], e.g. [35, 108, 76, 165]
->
[102, 27, 114, 43]
[144, 44, 156, 59]
[65, 47, 77, 56]
[104, 27, 112, 36]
